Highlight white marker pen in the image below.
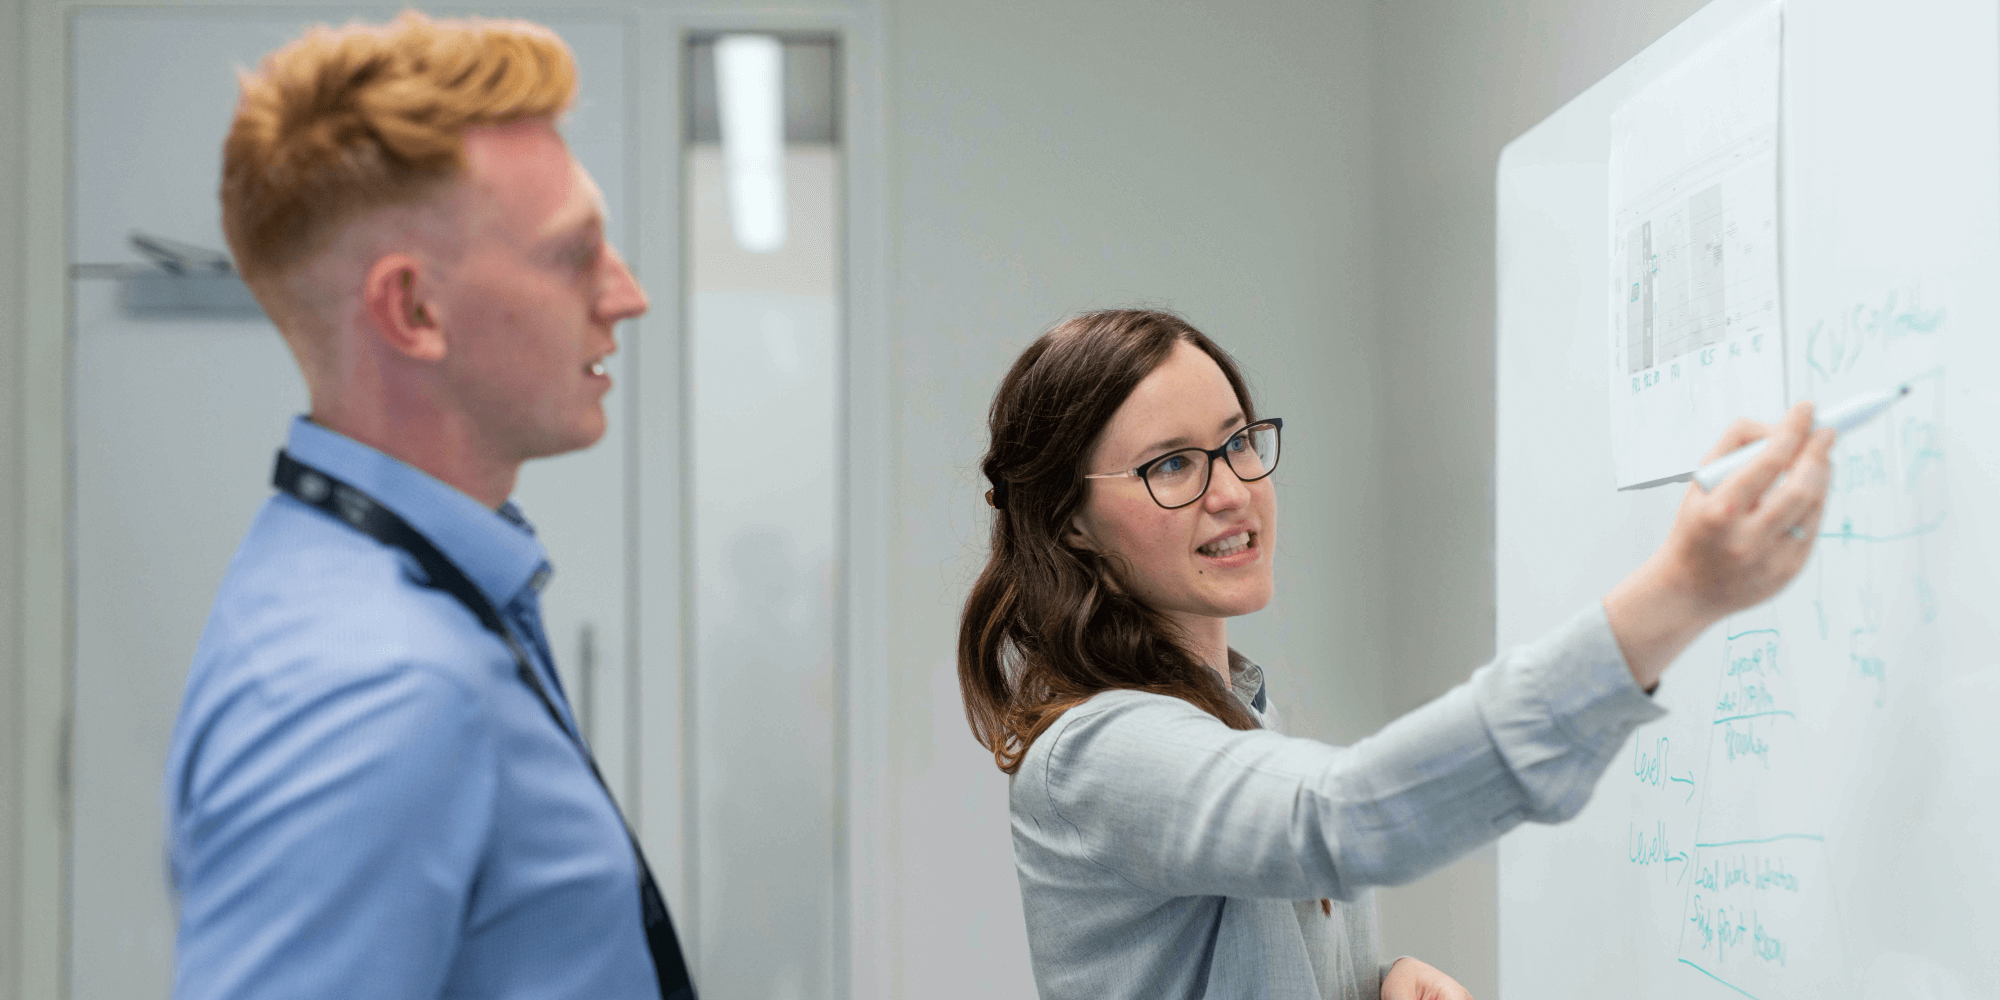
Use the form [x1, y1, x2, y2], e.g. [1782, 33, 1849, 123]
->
[1694, 384, 1912, 492]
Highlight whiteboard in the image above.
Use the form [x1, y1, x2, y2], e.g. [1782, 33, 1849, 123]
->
[1494, 0, 2000, 997]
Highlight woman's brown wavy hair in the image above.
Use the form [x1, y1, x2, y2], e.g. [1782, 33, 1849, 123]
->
[958, 309, 1261, 774]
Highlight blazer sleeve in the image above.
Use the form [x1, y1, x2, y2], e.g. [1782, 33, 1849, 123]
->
[1027, 603, 1666, 901]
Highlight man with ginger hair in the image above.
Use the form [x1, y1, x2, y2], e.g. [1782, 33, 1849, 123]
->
[164, 14, 693, 999]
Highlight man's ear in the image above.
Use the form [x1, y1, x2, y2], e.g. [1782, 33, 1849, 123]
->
[362, 254, 446, 362]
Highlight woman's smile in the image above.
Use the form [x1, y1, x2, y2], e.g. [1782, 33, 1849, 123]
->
[1196, 527, 1258, 564]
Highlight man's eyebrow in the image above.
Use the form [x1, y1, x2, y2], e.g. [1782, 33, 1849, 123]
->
[1137, 412, 1247, 458]
[539, 184, 608, 245]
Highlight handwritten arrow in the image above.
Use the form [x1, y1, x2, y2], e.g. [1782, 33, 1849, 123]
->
[1668, 851, 1689, 885]
[1806, 322, 1830, 381]
[1670, 771, 1696, 803]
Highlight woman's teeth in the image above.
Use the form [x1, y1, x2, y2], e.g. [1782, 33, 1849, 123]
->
[1199, 531, 1253, 557]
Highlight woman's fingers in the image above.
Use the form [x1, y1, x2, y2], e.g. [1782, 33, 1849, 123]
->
[1798, 484, 1830, 543]
[1381, 959, 1414, 1000]
[1700, 416, 1772, 465]
[1779, 436, 1833, 547]
[1608, 413, 1836, 690]
[1763, 486, 1829, 590]
[1788, 491, 1829, 557]
[1715, 402, 1814, 509]
[1748, 428, 1835, 539]
[1378, 957, 1475, 1000]
[1696, 421, 1833, 614]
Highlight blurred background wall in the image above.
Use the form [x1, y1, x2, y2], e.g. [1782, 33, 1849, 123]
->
[883, 1, 1387, 994]
[1, 0, 26, 993]
[0, 0, 1715, 997]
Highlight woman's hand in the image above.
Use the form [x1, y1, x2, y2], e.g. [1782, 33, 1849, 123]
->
[1604, 401, 1836, 690]
[1381, 956, 1474, 1000]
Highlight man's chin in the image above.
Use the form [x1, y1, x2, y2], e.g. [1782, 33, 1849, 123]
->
[562, 422, 610, 455]
[523, 416, 609, 461]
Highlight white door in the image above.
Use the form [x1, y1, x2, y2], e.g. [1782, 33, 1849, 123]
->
[67, 12, 635, 998]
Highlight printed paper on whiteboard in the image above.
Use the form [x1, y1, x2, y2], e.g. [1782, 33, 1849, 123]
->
[1609, 2, 1784, 489]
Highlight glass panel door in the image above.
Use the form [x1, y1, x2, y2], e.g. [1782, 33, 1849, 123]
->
[684, 33, 843, 999]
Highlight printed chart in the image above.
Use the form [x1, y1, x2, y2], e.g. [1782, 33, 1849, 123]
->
[1617, 153, 1780, 377]
[1608, 3, 1785, 488]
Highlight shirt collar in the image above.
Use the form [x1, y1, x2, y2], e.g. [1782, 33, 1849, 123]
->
[284, 416, 551, 608]
[1229, 655, 1269, 715]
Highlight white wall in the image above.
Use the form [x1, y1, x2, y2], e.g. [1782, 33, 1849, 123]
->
[880, 0, 1390, 994]
[1369, 1, 1709, 995]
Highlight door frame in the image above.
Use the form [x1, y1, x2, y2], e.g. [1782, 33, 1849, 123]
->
[633, 7, 893, 995]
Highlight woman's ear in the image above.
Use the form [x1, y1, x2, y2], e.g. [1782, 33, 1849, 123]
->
[1067, 518, 1131, 595]
[1063, 515, 1098, 554]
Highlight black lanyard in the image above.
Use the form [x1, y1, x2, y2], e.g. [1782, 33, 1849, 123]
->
[273, 450, 695, 1000]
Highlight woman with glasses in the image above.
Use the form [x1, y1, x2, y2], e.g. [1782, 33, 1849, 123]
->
[956, 309, 1834, 1000]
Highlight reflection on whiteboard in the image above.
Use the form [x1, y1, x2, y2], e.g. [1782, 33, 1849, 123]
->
[1609, 3, 1784, 488]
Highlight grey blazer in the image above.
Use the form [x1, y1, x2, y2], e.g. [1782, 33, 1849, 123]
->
[1009, 604, 1666, 999]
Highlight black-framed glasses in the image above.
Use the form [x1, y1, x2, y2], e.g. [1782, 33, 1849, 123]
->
[1084, 417, 1283, 509]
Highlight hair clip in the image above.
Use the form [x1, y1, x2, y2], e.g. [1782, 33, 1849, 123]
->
[985, 475, 1008, 510]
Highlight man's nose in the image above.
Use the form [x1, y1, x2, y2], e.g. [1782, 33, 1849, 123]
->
[598, 245, 649, 324]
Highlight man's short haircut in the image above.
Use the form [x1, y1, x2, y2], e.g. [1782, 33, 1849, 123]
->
[220, 12, 575, 299]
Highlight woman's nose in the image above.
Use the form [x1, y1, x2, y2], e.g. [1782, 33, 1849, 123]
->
[1203, 457, 1252, 510]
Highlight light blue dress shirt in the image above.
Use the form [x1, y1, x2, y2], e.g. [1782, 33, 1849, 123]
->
[165, 417, 658, 999]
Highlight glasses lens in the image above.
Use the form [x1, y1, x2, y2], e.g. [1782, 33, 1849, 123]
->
[1224, 422, 1280, 481]
[1144, 449, 1210, 507]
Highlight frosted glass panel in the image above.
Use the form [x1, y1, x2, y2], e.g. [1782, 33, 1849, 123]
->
[688, 134, 842, 997]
